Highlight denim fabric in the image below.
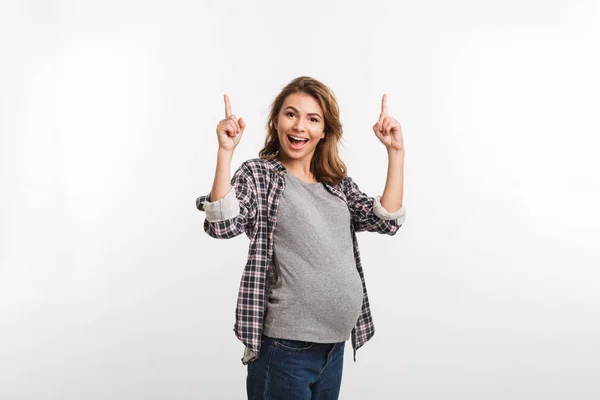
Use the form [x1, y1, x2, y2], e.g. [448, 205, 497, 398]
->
[246, 335, 345, 400]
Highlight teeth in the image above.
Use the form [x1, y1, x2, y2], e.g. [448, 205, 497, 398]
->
[290, 135, 308, 141]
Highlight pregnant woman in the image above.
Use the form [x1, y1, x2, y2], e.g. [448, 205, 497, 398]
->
[196, 76, 406, 399]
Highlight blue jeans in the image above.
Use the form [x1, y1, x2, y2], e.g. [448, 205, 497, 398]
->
[246, 335, 345, 400]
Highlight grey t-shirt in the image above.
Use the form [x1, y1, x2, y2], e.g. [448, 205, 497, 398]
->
[262, 171, 364, 343]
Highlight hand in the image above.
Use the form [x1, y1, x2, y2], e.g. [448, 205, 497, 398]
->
[216, 94, 246, 152]
[372, 94, 404, 153]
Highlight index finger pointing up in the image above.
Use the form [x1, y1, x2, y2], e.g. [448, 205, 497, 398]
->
[381, 93, 388, 115]
[224, 94, 232, 117]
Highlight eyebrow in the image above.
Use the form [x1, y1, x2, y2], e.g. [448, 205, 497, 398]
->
[283, 106, 322, 119]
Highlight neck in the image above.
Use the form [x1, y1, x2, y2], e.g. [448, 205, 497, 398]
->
[280, 155, 316, 182]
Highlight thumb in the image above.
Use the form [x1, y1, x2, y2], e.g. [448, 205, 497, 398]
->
[373, 121, 381, 133]
[239, 117, 246, 132]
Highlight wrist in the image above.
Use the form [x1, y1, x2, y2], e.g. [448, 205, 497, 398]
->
[387, 148, 405, 158]
[218, 147, 235, 159]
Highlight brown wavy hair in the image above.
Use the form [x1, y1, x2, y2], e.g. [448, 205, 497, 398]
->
[258, 76, 347, 186]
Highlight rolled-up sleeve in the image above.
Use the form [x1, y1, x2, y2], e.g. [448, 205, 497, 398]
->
[202, 187, 241, 222]
[373, 196, 407, 223]
[195, 163, 257, 239]
[342, 176, 405, 235]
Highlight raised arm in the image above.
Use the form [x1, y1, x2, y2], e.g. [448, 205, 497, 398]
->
[196, 94, 256, 240]
[210, 94, 247, 201]
[373, 93, 405, 213]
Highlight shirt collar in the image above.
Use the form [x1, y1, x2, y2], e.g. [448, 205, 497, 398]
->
[262, 157, 287, 175]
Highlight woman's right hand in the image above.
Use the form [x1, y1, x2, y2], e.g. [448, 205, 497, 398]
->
[216, 94, 246, 152]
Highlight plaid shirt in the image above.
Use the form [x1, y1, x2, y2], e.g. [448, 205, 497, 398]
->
[196, 158, 406, 364]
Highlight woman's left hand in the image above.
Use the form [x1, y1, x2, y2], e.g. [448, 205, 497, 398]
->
[373, 94, 404, 153]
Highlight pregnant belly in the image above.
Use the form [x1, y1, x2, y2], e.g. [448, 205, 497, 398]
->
[312, 272, 364, 333]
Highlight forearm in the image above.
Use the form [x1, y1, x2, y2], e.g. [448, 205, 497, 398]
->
[210, 148, 234, 201]
[380, 149, 405, 213]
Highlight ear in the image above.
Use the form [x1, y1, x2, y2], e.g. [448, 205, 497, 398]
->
[320, 131, 325, 140]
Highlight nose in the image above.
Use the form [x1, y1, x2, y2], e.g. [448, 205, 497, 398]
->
[293, 119, 306, 132]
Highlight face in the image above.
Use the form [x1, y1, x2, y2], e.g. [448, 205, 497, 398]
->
[274, 92, 326, 164]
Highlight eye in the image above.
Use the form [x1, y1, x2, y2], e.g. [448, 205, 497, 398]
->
[310, 117, 319, 123]
[286, 111, 295, 118]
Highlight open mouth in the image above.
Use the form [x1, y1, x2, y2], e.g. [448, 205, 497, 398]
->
[287, 135, 309, 150]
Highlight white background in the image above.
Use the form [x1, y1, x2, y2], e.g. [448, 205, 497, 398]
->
[1, 0, 599, 399]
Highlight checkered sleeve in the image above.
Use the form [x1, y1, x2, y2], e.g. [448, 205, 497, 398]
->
[196, 165, 258, 239]
[342, 176, 405, 235]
